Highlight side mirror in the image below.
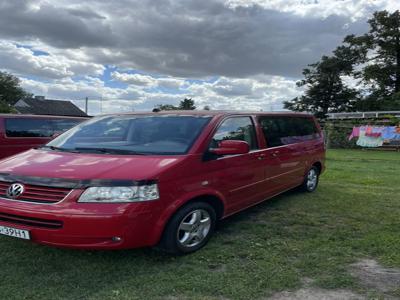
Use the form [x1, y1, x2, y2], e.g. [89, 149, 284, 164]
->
[209, 140, 250, 156]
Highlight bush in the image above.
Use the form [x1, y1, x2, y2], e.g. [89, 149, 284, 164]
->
[325, 123, 356, 149]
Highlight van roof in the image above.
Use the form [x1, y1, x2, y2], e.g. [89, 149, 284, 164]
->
[0, 114, 88, 119]
[0, 111, 314, 119]
[99, 110, 314, 118]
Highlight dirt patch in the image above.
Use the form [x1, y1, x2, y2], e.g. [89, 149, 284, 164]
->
[268, 288, 363, 300]
[300, 277, 315, 286]
[350, 259, 400, 293]
[208, 264, 227, 273]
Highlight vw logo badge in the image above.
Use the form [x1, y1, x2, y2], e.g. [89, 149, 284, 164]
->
[6, 183, 25, 199]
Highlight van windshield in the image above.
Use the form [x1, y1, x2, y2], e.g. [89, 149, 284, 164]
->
[46, 115, 212, 155]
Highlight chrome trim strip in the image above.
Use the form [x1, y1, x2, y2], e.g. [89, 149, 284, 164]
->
[0, 189, 74, 205]
[229, 167, 304, 193]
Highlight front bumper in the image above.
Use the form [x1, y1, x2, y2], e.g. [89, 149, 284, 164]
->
[0, 195, 162, 250]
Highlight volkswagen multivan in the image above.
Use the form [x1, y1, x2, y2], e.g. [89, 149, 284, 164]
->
[0, 111, 324, 254]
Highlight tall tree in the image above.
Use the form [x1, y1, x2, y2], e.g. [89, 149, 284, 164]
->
[0, 71, 30, 113]
[154, 104, 179, 111]
[178, 98, 196, 110]
[153, 98, 197, 111]
[335, 10, 400, 110]
[284, 55, 358, 118]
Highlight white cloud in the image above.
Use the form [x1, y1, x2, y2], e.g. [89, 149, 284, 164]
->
[20, 77, 142, 110]
[19, 74, 300, 114]
[226, 0, 400, 20]
[186, 75, 301, 111]
[0, 0, 374, 78]
[157, 78, 186, 89]
[1, 0, 396, 115]
[0, 41, 104, 79]
[111, 72, 156, 86]
[111, 71, 186, 89]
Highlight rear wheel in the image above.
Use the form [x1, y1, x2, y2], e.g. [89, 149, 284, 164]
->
[158, 202, 216, 255]
[301, 166, 319, 192]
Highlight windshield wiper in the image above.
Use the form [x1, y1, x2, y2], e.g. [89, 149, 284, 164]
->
[38, 145, 79, 153]
[73, 147, 148, 155]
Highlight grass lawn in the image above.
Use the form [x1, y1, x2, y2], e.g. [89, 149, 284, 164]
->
[0, 149, 399, 299]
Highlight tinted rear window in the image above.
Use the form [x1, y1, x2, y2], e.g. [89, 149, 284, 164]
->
[5, 118, 83, 138]
[259, 116, 319, 148]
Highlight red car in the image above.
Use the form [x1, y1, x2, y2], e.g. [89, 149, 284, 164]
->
[0, 114, 86, 160]
[0, 111, 325, 254]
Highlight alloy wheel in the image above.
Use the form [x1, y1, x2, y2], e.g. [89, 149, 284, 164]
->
[307, 168, 318, 191]
[177, 209, 211, 248]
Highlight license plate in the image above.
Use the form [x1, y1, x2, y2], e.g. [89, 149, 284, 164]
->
[0, 225, 30, 240]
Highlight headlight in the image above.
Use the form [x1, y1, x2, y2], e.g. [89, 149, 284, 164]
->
[78, 184, 159, 203]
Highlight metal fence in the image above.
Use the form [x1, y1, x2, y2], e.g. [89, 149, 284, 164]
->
[327, 111, 400, 120]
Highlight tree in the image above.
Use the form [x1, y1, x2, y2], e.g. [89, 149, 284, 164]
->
[154, 104, 179, 111]
[203, 105, 211, 110]
[284, 55, 359, 118]
[178, 98, 196, 110]
[154, 98, 197, 111]
[0, 71, 30, 113]
[335, 10, 400, 110]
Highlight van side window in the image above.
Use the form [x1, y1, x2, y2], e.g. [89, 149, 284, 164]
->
[210, 117, 258, 150]
[5, 119, 53, 137]
[259, 116, 319, 148]
[5, 118, 82, 138]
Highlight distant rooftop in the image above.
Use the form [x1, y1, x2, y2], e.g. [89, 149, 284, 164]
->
[14, 96, 88, 117]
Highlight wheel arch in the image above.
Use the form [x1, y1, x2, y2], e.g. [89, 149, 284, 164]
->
[311, 161, 323, 174]
[149, 191, 226, 246]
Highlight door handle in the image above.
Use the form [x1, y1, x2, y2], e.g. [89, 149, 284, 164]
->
[271, 151, 279, 157]
[256, 153, 266, 160]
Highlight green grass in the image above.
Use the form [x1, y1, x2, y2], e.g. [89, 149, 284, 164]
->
[1, 149, 400, 299]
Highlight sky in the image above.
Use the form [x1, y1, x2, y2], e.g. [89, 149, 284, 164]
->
[1, 0, 399, 115]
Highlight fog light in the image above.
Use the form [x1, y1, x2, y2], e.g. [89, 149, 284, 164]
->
[112, 237, 122, 242]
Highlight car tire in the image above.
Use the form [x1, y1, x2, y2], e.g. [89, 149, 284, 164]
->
[300, 166, 320, 192]
[158, 202, 217, 255]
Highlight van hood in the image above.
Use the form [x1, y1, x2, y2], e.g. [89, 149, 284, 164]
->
[0, 149, 185, 181]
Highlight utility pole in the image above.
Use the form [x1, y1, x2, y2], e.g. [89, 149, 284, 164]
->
[85, 97, 88, 114]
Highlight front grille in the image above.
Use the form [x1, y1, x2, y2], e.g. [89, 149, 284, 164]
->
[0, 212, 63, 229]
[0, 181, 71, 204]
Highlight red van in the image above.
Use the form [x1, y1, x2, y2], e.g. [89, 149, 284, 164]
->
[0, 111, 324, 254]
[0, 114, 86, 160]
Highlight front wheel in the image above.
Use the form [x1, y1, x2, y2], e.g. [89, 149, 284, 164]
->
[158, 202, 216, 255]
[300, 166, 320, 192]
